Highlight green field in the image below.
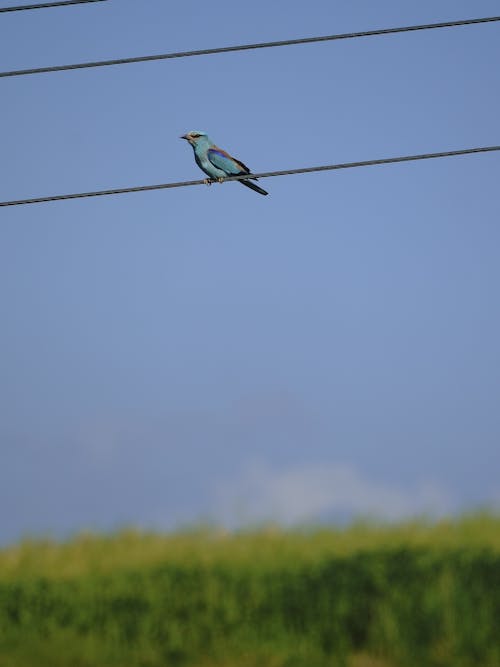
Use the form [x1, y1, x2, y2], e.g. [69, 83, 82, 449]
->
[1, 514, 499, 667]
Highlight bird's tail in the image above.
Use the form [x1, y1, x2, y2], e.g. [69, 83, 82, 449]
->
[239, 178, 268, 196]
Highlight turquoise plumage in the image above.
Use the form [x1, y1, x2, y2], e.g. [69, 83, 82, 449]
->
[181, 131, 268, 196]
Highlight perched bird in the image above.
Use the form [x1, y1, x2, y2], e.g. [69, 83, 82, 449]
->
[180, 131, 268, 196]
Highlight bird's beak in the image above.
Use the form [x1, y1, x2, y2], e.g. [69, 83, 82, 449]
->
[180, 134, 189, 140]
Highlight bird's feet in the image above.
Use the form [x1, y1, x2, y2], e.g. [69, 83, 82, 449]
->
[203, 178, 225, 186]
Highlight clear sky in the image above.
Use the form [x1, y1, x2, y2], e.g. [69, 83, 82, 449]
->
[1, 0, 499, 544]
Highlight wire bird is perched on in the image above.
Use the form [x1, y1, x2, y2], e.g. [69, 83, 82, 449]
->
[181, 131, 269, 196]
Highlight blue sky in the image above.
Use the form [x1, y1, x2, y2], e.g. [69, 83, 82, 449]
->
[1, 0, 499, 544]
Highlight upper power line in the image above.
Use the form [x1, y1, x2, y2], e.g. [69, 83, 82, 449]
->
[1, 15, 499, 78]
[0, 0, 107, 12]
[1, 145, 498, 208]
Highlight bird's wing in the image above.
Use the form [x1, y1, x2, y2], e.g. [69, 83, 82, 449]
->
[207, 147, 251, 176]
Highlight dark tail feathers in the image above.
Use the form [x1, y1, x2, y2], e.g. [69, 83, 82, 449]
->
[239, 179, 268, 196]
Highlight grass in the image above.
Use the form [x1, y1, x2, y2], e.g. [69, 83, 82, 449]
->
[0, 513, 499, 667]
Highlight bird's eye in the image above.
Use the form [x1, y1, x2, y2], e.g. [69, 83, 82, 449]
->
[191, 133, 200, 138]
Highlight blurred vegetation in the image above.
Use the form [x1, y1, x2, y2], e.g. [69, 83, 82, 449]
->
[0, 513, 499, 667]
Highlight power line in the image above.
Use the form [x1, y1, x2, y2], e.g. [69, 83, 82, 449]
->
[1, 15, 499, 78]
[0, 0, 107, 13]
[1, 146, 498, 208]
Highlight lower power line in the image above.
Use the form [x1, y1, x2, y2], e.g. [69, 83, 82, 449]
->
[1, 145, 498, 208]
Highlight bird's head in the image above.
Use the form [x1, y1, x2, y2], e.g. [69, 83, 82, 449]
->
[180, 130, 210, 147]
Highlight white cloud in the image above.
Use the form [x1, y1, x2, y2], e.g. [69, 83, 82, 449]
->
[213, 462, 454, 526]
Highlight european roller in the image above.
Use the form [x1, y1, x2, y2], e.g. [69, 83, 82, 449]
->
[180, 131, 269, 196]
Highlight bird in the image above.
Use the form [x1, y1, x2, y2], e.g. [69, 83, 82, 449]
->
[180, 131, 268, 196]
